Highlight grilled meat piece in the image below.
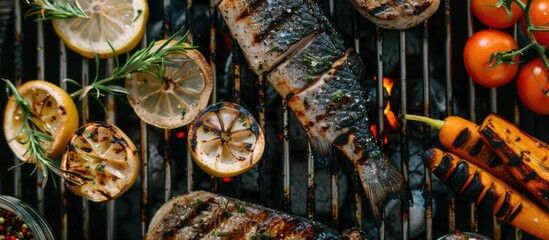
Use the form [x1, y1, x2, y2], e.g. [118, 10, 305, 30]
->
[145, 191, 341, 239]
[218, 0, 410, 226]
[349, 0, 440, 30]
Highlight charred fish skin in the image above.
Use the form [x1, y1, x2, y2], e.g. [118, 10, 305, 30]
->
[146, 191, 341, 240]
[266, 0, 348, 99]
[288, 50, 408, 225]
[218, 0, 410, 227]
[268, 30, 346, 100]
[349, 0, 440, 30]
[219, 0, 324, 74]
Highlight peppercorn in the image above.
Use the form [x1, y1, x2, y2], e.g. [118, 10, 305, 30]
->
[0, 209, 34, 240]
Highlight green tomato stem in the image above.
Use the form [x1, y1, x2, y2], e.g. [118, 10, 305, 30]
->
[513, 0, 549, 73]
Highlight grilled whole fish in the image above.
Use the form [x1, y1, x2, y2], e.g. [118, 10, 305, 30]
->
[218, 0, 410, 226]
[145, 191, 341, 239]
[349, 0, 440, 30]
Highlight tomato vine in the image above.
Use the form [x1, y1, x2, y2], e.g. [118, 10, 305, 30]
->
[496, 0, 549, 71]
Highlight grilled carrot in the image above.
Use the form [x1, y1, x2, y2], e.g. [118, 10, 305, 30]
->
[479, 113, 549, 209]
[421, 148, 549, 239]
[405, 114, 523, 191]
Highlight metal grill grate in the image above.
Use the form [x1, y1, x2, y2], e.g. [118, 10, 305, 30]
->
[1, 0, 549, 239]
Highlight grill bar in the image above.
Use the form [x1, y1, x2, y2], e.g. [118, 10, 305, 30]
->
[162, 0, 173, 202]
[307, 142, 315, 220]
[140, 117, 149, 237]
[331, 156, 339, 228]
[465, 0, 480, 236]
[282, 105, 291, 211]
[139, 26, 150, 239]
[139, 29, 150, 239]
[187, 0, 194, 44]
[232, 41, 241, 104]
[422, 20, 434, 240]
[36, 21, 45, 215]
[12, 0, 22, 202]
[351, 8, 365, 234]
[444, 0, 456, 233]
[80, 58, 90, 240]
[209, 0, 218, 105]
[375, 26, 386, 240]
[163, 128, 172, 200]
[511, 38, 523, 239]
[105, 59, 117, 240]
[59, 37, 69, 240]
[257, 74, 268, 204]
[399, 29, 410, 240]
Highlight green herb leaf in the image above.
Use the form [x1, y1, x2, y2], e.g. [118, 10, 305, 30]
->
[24, 0, 88, 21]
[302, 53, 331, 75]
[235, 202, 246, 213]
[70, 29, 196, 106]
[95, 164, 106, 172]
[2, 79, 91, 188]
[331, 90, 344, 101]
[105, 85, 129, 95]
[250, 232, 271, 240]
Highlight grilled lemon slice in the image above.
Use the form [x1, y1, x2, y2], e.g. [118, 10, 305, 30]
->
[126, 40, 213, 129]
[3, 80, 79, 162]
[188, 102, 265, 177]
[51, 0, 149, 59]
[61, 121, 138, 202]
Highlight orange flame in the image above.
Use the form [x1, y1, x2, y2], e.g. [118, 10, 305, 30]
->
[377, 77, 401, 130]
[370, 77, 400, 145]
[370, 124, 389, 145]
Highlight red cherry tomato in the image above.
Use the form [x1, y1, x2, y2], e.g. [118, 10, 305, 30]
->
[522, 0, 549, 47]
[471, 0, 524, 28]
[516, 58, 549, 115]
[463, 29, 519, 88]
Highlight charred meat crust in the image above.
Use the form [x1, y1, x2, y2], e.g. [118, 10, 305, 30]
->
[349, 0, 440, 30]
[146, 191, 341, 239]
[356, 0, 436, 19]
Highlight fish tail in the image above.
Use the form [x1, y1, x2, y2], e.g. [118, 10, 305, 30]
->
[356, 153, 411, 228]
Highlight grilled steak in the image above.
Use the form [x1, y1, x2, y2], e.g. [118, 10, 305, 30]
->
[349, 0, 440, 30]
[145, 191, 341, 239]
[218, 0, 410, 226]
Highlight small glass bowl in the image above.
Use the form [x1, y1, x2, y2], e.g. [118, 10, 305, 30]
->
[437, 231, 492, 240]
[0, 195, 56, 239]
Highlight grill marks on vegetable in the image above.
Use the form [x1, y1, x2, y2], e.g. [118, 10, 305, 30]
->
[421, 149, 523, 223]
[480, 117, 549, 206]
[452, 128, 501, 167]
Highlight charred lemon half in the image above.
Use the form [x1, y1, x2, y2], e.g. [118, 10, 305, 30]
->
[3, 80, 79, 163]
[61, 122, 139, 202]
[188, 102, 265, 177]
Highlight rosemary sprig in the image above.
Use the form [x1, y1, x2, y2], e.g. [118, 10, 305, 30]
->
[24, 0, 88, 21]
[67, 29, 196, 102]
[3, 79, 89, 188]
